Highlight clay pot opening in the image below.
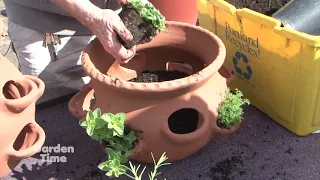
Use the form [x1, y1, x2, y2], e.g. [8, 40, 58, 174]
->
[2, 76, 44, 112]
[2, 80, 31, 100]
[82, 22, 226, 93]
[13, 123, 40, 152]
[112, 47, 205, 82]
[168, 108, 201, 134]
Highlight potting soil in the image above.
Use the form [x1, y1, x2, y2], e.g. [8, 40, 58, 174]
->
[128, 70, 189, 83]
[225, 0, 291, 16]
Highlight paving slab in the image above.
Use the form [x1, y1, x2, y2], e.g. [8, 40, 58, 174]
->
[0, 0, 18, 68]
[1, 100, 320, 180]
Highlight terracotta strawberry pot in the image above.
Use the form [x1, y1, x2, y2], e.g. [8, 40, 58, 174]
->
[0, 57, 46, 178]
[148, 0, 198, 25]
[69, 21, 239, 163]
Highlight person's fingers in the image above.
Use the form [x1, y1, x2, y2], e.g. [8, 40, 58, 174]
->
[117, 0, 127, 6]
[111, 16, 133, 43]
[119, 46, 136, 64]
[108, 31, 135, 60]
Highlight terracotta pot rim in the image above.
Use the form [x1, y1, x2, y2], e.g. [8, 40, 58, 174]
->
[1, 75, 45, 111]
[82, 21, 226, 93]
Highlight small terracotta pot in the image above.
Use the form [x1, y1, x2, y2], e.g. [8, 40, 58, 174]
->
[0, 57, 46, 178]
[69, 21, 239, 163]
[148, 0, 198, 25]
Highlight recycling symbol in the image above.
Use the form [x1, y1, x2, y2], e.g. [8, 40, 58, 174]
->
[232, 51, 253, 80]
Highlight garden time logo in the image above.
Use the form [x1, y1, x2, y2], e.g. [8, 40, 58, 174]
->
[38, 144, 74, 163]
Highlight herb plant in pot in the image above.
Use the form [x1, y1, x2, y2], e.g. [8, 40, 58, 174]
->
[69, 18, 246, 164]
[217, 88, 250, 129]
[78, 108, 171, 178]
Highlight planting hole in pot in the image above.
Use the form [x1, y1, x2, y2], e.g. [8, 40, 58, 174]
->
[13, 123, 40, 151]
[128, 69, 190, 83]
[168, 108, 199, 134]
[103, 47, 205, 82]
[126, 47, 204, 82]
[2, 80, 30, 99]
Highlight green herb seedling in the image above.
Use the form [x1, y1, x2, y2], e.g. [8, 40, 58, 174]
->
[128, 0, 167, 36]
[125, 152, 171, 180]
[79, 108, 169, 179]
[79, 108, 137, 178]
[217, 88, 250, 129]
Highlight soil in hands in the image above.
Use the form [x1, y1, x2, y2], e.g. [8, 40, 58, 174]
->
[128, 70, 189, 83]
[118, 3, 157, 49]
[225, 0, 291, 16]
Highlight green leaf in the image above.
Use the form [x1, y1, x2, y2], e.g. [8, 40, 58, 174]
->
[105, 170, 114, 177]
[87, 110, 95, 121]
[86, 125, 95, 137]
[124, 150, 133, 158]
[93, 108, 102, 118]
[107, 113, 115, 119]
[128, 0, 167, 35]
[98, 161, 110, 171]
[107, 113, 126, 137]
[124, 131, 137, 143]
[79, 118, 87, 127]
[95, 118, 107, 129]
[115, 113, 126, 122]
[101, 113, 112, 123]
[112, 125, 124, 137]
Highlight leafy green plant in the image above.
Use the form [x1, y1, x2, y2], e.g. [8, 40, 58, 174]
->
[79, 108, 137, 178]
[79, 108, 169, 179]
[217, 88, 250, 129]
[128, 0, 167, 35]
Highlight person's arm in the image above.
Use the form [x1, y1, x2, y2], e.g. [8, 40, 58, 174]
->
[50, 0, 136, 62]
[50, 0, 100, 28]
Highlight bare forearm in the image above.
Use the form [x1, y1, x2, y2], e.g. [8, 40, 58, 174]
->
[50, 0, 101, 28]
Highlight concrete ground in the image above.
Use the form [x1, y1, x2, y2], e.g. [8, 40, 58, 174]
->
[1, 1, 320, 180]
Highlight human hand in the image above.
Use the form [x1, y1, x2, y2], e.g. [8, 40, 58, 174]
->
[89, 0, 136, 63]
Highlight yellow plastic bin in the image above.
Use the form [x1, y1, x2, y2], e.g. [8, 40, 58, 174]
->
[197, 0, 320, 136]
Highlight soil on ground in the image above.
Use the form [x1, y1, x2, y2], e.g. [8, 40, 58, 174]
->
[210, 156, 245, 180]
[225, 0, 291, 16]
